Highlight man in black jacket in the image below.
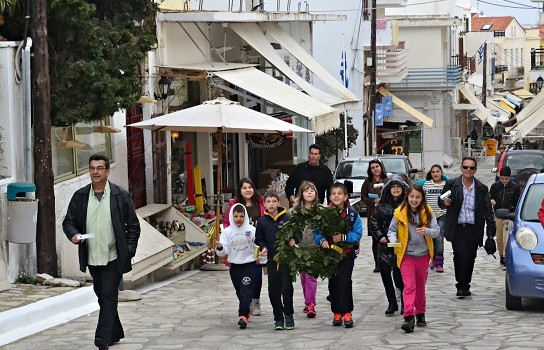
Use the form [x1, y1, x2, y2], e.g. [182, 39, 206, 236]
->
[489, 166, 521, 266]
[285, 144, 333, 204]
[439, 157, 496, 298]
[63, 154, 140, 350]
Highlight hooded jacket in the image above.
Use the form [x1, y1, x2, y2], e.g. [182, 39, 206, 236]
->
[369, 175, 409, 264]
[223, 197, 265, 228]
[216, 204, 256, 264]
[255, 207, 290, 261]
[313, 201, 363, 254]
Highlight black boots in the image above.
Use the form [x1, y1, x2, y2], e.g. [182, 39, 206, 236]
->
[401, 315, 415, 333]
[416, 314, 427, 327]
[385, 301, 398, 315]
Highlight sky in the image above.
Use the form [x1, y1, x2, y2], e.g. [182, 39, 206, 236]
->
[471, 0, 543, 26]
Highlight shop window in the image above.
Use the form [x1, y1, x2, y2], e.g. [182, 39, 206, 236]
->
[52, 119, 114, 182]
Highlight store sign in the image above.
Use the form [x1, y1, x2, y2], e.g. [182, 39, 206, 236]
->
[246, 133, 285, 149]
[375, 103, 384, 127]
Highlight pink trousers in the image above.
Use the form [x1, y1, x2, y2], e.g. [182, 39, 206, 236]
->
[400, 254, 429, 317]
[300, 272, 317, 305]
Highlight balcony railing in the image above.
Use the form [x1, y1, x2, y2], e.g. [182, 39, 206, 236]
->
[376, 49, 408, 83]
[531, 48, 544, 70]
[451, 54, 475, 73]
[495, 65, 508, 73]
[389, 65, 463, 91]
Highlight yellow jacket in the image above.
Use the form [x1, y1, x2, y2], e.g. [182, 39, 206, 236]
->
[391, 205, 435, 268]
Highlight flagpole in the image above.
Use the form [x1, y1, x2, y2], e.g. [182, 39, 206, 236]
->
[342, 35, 349, 157]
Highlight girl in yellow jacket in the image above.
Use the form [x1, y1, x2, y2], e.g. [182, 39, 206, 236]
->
[387, 185, 439, 333]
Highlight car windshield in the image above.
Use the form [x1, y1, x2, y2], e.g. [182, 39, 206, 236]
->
[520, 183, 544, 222]
[506, 154, 544, 175]
[335, 160, 369, 179]
[381, 158, 407, 174]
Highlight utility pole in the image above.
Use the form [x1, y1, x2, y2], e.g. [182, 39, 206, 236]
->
[482, 42, 487, 107]
[369, 0, 377, 155]
[31, 0, 58, 276]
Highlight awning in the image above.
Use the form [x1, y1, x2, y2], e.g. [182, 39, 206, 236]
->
[499, 100, 517, 115]
[508, 90, 544, 137]
[486, 99, 511, 121]
[228, 22, 347, 107]
[459, 84, 497, 128]
[214, 67, 339, 134]
[378, 87, 433, 127]
[512, 89, 534, 100]
[258, 22, 360, 103]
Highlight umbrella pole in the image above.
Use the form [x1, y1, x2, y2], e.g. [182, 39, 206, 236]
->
[214, 130, 223, 248]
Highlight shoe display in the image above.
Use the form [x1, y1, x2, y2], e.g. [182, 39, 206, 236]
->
[250, 299, 261, 316]
[284, 314, 295, 330]
[94, 337, 109, 350]
[332, 313, 343, 326]
[274, 319, 285, 330]
[401, 315, 415, 333]
[416, 313, 427, 327]
[385, 301, 398, 315]
[238, 316, 249, 329]
[306, 303, 316, 318]
[343, 313, 354, 328]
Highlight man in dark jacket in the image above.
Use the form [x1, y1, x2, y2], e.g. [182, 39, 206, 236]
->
[439, 157, 496, 298]
[63, 154, 140, 350]
[489, 166, 521, 266]
[285, 144, 333, 205]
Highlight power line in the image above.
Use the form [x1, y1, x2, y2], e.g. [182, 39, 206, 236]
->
[477, 0, 539, 10]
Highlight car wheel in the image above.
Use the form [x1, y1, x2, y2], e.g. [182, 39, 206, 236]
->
[505, 277, 522, 310]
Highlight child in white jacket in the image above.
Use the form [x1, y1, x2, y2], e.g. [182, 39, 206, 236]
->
[215, 203, 257, 329]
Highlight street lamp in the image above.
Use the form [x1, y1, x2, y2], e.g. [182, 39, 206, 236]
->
[537, 76, 544, 92]
[155, 76, 172, 100]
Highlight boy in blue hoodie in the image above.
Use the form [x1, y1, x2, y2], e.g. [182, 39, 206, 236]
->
[255, 190, 294, 330]
[315, 182, 363, 328]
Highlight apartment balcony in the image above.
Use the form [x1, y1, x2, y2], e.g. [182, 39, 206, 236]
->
[388, 65, 463, 91]
[378, 0, 408, 7]
[376, 49, 408, 83]
[495, 65, 508, 74]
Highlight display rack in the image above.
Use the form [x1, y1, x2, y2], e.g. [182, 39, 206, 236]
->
[132, 204, 209, 276]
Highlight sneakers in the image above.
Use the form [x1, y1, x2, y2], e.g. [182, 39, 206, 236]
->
[250, 299, 261, 316]
[343, 313, 354, 328]
[303, 306, 308, 313]
[456, 289, 471, 297]
[274, 319, 285, 330]
[332, 313, 343, 326]
[238, 316, 249, 329]
[284, 314, 295, 330]
[435, 264, 444, 273]
[306, 303, 316, 318]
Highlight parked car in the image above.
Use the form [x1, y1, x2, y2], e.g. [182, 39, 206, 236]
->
[333, 155, 418, 214]
[493, 149, 544, 186]
[495, 172, 544, 310]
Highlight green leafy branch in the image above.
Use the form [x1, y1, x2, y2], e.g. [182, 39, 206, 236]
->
[274, 206, 350, 281]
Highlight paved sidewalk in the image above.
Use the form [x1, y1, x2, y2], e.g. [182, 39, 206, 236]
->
[3, 229, 544, 349]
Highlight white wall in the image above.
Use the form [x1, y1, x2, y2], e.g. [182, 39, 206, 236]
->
[311, 0, 365, 156]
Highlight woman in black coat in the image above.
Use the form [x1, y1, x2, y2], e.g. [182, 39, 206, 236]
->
[369, 175, 409, 315]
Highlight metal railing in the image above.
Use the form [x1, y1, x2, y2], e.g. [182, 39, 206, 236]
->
[531, 48, 544, 70]
[389, 65, 463, 90]
[376, 49, 408, 78]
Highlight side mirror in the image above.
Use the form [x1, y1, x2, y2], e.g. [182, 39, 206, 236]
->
[495, 208, 515, 221]
[409, 168, 419, 174]
[491, 167, 497, 173]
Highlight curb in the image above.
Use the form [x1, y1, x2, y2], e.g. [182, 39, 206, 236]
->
[0, 286, 98, 347]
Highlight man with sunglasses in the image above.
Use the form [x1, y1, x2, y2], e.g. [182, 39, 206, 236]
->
[63, 154, 140, 349]
[438, 157, 496, 298]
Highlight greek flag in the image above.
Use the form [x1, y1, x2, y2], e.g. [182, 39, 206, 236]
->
[478, 44, 485, 65]
[340, 50, 349, 88]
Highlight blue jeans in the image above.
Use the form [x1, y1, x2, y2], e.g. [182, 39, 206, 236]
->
[433, 216, 446, 257]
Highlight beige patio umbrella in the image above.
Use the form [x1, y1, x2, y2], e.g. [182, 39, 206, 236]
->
[128, 97, 313, 243]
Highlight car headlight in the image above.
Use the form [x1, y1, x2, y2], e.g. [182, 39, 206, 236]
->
[515, 227, 538, 250]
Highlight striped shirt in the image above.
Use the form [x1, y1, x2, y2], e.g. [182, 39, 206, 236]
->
[422, 180, 446, 217]
[458, 179, 476, 225]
